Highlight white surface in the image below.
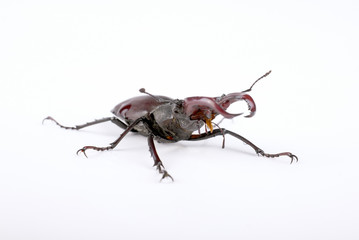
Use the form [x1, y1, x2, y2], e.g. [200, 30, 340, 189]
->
[1, 1, 359, 239]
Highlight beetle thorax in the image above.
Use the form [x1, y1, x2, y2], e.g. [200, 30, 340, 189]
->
[151, 101, 203, 141]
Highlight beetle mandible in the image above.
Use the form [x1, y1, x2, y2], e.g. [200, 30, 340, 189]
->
[43, 71, 298, 181]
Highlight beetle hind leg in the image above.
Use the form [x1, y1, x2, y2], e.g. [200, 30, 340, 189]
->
[148, 134, 174, 182]
[43, 116, 129, 130]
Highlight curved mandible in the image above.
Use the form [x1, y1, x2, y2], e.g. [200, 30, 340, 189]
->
[219, 93, 256, 118]
[183, 96, 243, 119]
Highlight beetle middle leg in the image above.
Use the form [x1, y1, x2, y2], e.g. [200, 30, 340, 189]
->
[188, 129, 298, 163]
[147, 134, 174, 181]
[76, 117, 143, 157]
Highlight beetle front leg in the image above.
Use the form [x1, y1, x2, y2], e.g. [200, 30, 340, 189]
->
[77, 117, 143, 157]
[255, 150, 298, 164]
[188, 129, 298, 163]
[147, 135, 174, 182]
[224, 130, 298, 163]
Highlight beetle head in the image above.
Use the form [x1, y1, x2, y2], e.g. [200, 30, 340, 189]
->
[182, 70, 272, 132]
[183, 93, 256, 132]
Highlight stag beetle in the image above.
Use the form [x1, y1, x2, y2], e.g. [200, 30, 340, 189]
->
[43, 71, 297, 181]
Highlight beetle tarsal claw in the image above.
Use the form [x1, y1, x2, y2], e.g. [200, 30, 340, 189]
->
[289, 154, 299, 164]
[153, 162, 174, 182]
[160, 170, 174, 182]
[76, 147, 88, 158]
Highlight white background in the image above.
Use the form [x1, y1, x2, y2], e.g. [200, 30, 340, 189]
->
[1, 0, 359, 239]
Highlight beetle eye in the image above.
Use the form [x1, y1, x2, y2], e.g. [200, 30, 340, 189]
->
[174, 109, 179, 114]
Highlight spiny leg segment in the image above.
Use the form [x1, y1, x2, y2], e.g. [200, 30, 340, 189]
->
[75, 117, 143, 157]
[189, 129, 298, 164]
[42, 116, 129, 130]
[148, 135, 174, 181]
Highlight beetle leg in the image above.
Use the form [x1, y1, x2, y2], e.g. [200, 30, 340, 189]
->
[148, 134, 174, 182]
[255, 150, 298, 164]
[76, 117, 143, 157]
[43, 116, 129, 130]
[188, 129, 298, 163]
[110, 118, 130, 130]
[211, 122, 225, 148]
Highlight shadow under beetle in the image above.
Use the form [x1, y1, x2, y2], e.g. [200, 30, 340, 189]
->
[44, 71, 298, 181]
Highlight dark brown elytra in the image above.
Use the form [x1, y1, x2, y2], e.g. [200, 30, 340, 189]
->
[43, 71, 298, 181]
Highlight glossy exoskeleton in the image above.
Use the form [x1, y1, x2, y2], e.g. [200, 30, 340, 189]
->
[44, 71, 298, 181]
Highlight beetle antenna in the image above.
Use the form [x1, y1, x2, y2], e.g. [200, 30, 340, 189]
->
[139, 88, 163, 102]
[242, 70, 271, 93]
